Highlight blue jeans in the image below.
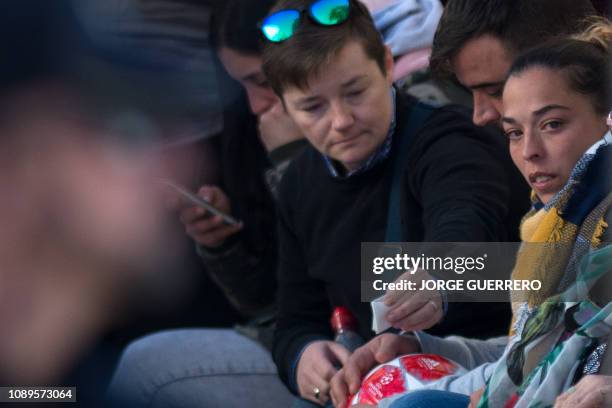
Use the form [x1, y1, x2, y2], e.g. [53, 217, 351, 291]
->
[107, 329, 293, 408]
[291, 397, 332, 407]
[387, 390, 470, 408]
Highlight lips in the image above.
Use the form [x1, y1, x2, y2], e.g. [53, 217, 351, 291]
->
[332, 134, 361, 146]
[528, 171, 557, 192]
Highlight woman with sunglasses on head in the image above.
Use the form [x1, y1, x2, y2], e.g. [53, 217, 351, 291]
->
[107, 1, 309, 407]
[342, 19, 612, 408]
[259, 0, 530, 407]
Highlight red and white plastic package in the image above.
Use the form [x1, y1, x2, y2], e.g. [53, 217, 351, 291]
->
[347, 354, 466, 406]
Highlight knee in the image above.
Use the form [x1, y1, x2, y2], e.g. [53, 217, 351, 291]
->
[114, 333, 166, 378]
[109, 332, 177, 395]
[108, 331, 191, 407]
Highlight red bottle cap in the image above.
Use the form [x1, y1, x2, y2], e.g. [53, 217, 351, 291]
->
[331, 306, 358, 333]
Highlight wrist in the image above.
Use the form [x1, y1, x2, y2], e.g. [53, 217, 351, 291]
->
[196, 234, 240, 258]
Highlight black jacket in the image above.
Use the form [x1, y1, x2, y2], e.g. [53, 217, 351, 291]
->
[273, 92, 530, 391]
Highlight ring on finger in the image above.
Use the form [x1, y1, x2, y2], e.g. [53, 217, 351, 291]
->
[313, 387, 321, 400]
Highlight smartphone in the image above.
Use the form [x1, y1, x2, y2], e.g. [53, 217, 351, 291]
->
[158, 178, 241, 226]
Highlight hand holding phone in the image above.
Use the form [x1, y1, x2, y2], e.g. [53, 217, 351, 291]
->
[159, 179, 243, 248]
[158, 178, 241, 226]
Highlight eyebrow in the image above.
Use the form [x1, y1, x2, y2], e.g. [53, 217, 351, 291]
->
[468, 80, 505, 91]
[533, 104, 570, 117]
[294, 95, 320, 106]
[241, 72, 264, 83]
[502, 104, 571, 125]
[293, 76, 368, 106]
[340, 75, 367, 89]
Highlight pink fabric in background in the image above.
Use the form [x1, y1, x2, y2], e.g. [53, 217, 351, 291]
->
[362, 0, 396, 13]
[393, 48, 431, 81]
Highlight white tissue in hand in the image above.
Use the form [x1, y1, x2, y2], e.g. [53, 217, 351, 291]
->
[371, 295, 392, 333]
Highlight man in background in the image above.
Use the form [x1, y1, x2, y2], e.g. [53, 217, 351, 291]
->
[429, 0, 597, 126]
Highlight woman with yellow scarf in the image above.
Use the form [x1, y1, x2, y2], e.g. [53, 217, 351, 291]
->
[337, 19, 612, 408]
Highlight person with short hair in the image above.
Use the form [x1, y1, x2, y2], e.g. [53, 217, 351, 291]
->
[429, 0, 597, 127]
[259, 0, 528, 405]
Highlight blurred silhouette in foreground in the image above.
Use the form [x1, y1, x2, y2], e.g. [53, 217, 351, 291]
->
[0, 0, 200, 387]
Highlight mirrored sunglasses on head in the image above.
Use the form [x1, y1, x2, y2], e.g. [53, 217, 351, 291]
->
[260, 0, 350, 43]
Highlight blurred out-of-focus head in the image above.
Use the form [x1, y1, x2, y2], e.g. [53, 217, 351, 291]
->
[0, 0, 196, 383]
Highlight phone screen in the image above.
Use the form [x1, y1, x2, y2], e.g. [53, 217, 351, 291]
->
[158, 178, 241, 226]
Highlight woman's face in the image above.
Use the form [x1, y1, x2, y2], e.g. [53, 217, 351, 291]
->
[217, 47, 278, 116]
[282, 41, 394, 172]
[502, 67, 607, 204]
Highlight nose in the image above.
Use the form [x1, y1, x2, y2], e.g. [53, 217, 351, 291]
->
[246, 86, 277, 116]
[522, 132, 544, 161]
[472, 92, 501, 127]
[330, 101, 354, 132]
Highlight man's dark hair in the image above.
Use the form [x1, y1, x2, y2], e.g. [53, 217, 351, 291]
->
[430, 0, 597, 79]
[262, 0, 386, 97]
[211, 0, 277, 55]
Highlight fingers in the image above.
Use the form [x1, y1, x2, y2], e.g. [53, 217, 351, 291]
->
[555, 390, 603, 408]
[197, 185, 220, 206]
[298, 341, 346, 406]
[308, 375, 334, 405]
[330, 343, 351, 407]
[554, 375, 612, 408]
[188, 214, 241, 235]
[383, 269, 444, 331]
[301, 370, 332, 406]
[386, 290, 427, 322]
[387, 296, 443, 332]
[373, 333, 420, 363]
[174, 185, 239, 247]
[179, 205, 207, 225]
[329, 342, 352, 366]
[386, 288, 442, 331]
[330, 368, 351, 408]
[343, 344, 377, 395]
[178, 185, 231, 225]
[181, 208, 242, 248]
[190, 218, 242, 247]
[332, 335, 421, 407]
[257, 100, 303, 152]
[574, 392, 605, 408]
[314, 356, 339, 385]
